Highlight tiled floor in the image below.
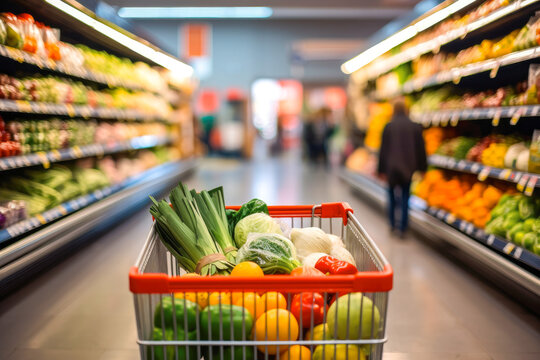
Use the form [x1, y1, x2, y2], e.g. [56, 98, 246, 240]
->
[1, 156, 539, 359]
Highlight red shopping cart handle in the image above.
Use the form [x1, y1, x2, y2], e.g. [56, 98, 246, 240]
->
[129, 264, 393, 294]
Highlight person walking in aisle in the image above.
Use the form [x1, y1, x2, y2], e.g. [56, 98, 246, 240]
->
[377, 98, 427, 237]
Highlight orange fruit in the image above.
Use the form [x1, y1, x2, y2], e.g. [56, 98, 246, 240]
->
[280, 345, 311, 360]
[232, 292, 265, 319]
[208, 292, 231, 306]
[259, 292, 287, 312]
[230, 261, 265, 277]
[254, 309, 299, 354]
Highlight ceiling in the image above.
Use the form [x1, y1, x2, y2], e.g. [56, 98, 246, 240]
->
[105, 0, 423, 19]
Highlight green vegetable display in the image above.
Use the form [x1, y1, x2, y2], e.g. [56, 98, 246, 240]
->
[518, 197, 536, 220]
[236, 233, 300, 274]
[226, 198, 269, 238]
[200, 304, 253, 341]
[234, 213, 282, 248]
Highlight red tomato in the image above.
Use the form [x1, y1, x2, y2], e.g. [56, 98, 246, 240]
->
[290, 292, 325, 328]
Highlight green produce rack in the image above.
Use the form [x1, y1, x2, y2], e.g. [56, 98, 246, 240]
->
[0, 159, 198, 293]
[427, 155, 540, 192]
[0, 99, 169, 122]
[0, 135, 173, 171]
[340, 169, 540, 307]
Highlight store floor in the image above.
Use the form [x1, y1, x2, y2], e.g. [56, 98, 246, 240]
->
[1, 155, 539, 360]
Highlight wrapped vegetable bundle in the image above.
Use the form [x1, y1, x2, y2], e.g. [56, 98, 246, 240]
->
[236, 233, 301, 274]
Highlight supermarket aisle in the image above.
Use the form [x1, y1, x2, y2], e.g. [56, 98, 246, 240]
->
[1, 156, 539, 360]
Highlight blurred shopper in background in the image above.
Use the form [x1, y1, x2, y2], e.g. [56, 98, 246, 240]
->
[378, 98, 427, 237]
[304, 107, 334, 164]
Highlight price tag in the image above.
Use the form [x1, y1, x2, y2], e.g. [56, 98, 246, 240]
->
[432, 114, 441, 126]
[465, 223, 474, 235]
[510, 108, 523, 125]
[491, 110, 501, 127]
[422, 117, 431, 127]
[36, 152, 50, 169]
[446, 214, 456, 224]
[524, 176, 537, 196]
[517, 175, 530, 192]
[459, 221, 467, 232]
[470, 163, 480, 173]
[489, 62, 500, 78]
[499, 169, 512, 180]
[457, 160, 467, 170]
[448, 158, 457, 167]
[475, 229, 485, 238]
[50, 150, 62, 161]
[440, 114, 449, 127]
[450, 112, 460, 126]
[513, 247, 523, 259]
[487, 234, 495, 246]
[57, 205, 67, 215]
[35, 214, 47, 225]
[452, 73, 461, 84]
[65, 104, 76, 117]
[502, 243, 515, 255]
[532, 105, 540, 116]
[478, 167, 491, 181]
[15, 100, 32, 112]
[71, 146, 83, 158]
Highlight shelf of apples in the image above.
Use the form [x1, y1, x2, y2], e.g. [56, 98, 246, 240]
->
[0, 74, 172, 120]
[0, 146, 181, 234]
[0, 13, 168, 94]
[0, 116, 169, 159]
[363, 0, 532, 79]
[375, 15, 540, 97]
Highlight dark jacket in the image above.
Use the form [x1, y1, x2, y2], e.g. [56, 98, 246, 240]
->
[377, 113, 427, 186]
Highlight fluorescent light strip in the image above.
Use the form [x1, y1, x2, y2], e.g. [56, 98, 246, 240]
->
[118, 7, 273, 19]
[45, 0, 193, 77]
[341, 0, 476, 74]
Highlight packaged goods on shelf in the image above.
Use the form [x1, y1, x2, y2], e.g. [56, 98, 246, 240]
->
[0, 200, 27, 229]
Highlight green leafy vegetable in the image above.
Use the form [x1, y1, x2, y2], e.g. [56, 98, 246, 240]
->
[236, 233, 300, 274]
[226, 199, 268, 237]
[234, 213, 282, 248]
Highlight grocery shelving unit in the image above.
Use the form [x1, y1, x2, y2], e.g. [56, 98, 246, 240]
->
[343, 0, 540, 308]
[340, 170, 540, 298]
[0, 0, 198, 289]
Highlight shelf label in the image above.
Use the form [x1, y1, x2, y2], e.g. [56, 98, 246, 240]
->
[517, 174, 530, 192]
[50, 150, 61, 160]
[35, 214, 47, 225]
[446, 214, 456, 224]
[510, 108, 523, 125]
[489, 62, 500, 78]
[57, 205, 67, 215]
[459, 221, 467, 232]
[452, 73, 461, 84]
[513, 247, 523, 259]
[470, 163, 481, 173]
[466, 223, 474, 235]
[499, 169, 512, 180]
[71, 146, 83, 158]
[532, 105, 540, 116]
[65, 104, 76, 117]
[15, 100, 32, 112]
[448, 158, 456, 167]
[450, 112, 460, 126]
[487, 234, 495, 246]
[457, 160, 467, 170]
[502, 243, 515, 255]
[524, 176, 537, 196]
[36, 152, 50, 169]
[491, 110, 501, 127]
[478, 167, 491, 181]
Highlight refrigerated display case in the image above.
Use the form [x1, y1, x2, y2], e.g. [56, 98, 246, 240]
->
[342, 0, 540, 309]
[0, 0, 197, 292]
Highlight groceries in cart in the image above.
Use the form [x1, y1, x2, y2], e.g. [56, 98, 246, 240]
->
[140, 182, 389, 360]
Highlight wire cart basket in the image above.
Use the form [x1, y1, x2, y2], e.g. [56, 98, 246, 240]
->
[130, 203, 393, 360]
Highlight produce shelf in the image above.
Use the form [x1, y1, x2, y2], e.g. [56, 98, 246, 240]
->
[340, 169, 540, 296]
[0, 44, 153, 93]
[0, 135, 173, 172]
[0, 99, 167, 122]
[361, 0, 540, 81]
[0, 159, 198, 282]
[428, 155, 540, 192]
[423, 205, 540, 274]
[411, 105, 540, 125]
[401, 46, 540, 94]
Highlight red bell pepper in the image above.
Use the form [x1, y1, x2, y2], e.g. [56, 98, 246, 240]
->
[290, 292, 325, 328]
[314, 255, 357, 275]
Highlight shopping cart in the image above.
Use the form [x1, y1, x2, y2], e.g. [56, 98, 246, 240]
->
[130, 202, 393, 360]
